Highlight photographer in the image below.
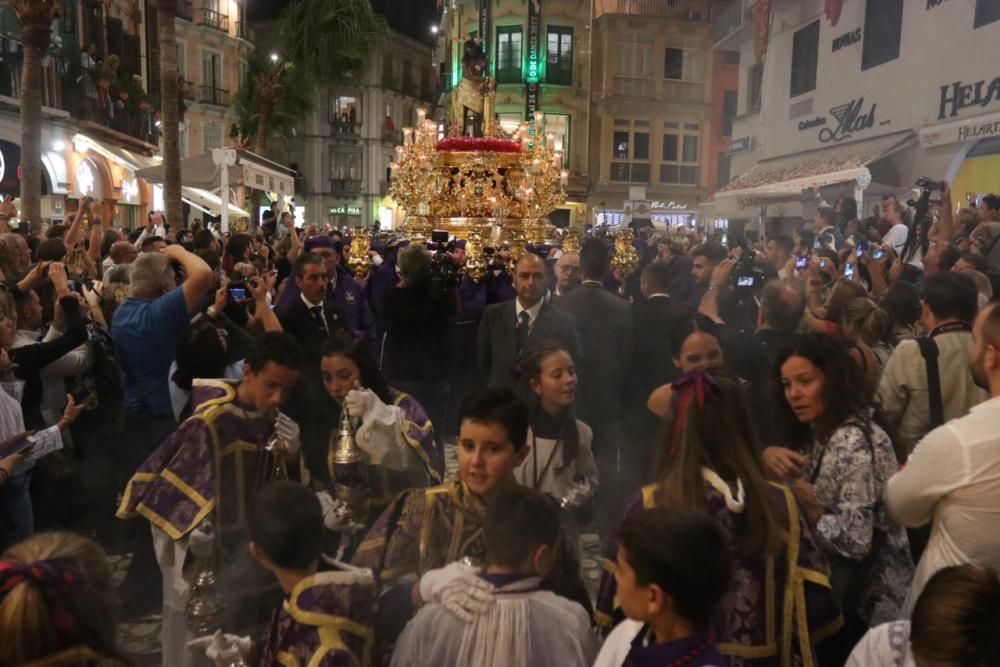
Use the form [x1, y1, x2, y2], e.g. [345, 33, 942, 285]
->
[382, 244, 456, 445]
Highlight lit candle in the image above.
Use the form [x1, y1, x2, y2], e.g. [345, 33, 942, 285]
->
[560, 169, 569, 185]
[534, 111, 545, 123]
[545, 132, 555, 144]
[554, 139, 563, 152]
[394, 145, 404, 156]
[403, 128, 413, 145]
[417, 108, 427, 122]
[521, 137, 530, 150]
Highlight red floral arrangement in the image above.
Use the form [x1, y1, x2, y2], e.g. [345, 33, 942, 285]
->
[436, 137, 522, 153]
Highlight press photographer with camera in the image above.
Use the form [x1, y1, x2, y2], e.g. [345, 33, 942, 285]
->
[382, 243, 457, 444]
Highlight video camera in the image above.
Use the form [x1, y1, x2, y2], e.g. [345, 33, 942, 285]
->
[428, 230, 462, 294]
[729, 238, 766, 295]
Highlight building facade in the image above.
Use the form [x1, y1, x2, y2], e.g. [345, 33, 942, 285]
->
[711, 0, 1000, 235]
[0, 0, 254, 229]
[589, 0, 725, 229]
[437, 0, 592, 226]
[250, 21, 437, 229]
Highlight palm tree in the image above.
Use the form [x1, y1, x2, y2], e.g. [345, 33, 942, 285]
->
[152, 0, 182, 228]
[9, 0, 61, 231]
[231, 0, 385, 225]
[228, 54, 311, 152]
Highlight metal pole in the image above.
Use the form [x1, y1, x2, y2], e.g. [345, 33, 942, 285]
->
[212, 148, 237, 234]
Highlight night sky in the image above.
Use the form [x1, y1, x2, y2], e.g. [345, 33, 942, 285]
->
[248, 0, 440, 45]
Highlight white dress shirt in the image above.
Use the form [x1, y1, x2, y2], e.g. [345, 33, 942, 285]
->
[886, 394, 1000, 616]
[300, 292, 328, 330]
[514, 298, 543, 329]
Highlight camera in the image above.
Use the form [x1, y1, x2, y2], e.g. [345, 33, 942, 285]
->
[729, 238, 766, 294]
[871, 246, 886, 260]
[844, 263, 855, 280]
[228, 282, 249, 301]
[915, 177, 945, 192]
[855, 240, 868, 258]
[795, 255, 809, 270]
[427, 231, 462, 296]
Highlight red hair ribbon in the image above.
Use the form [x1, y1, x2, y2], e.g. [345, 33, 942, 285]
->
[0, 558, 85, 633]
[668, 373, 719, 455]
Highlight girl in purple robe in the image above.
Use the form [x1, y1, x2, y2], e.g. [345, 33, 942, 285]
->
[597, 370, 842, 666]
[319, 333, 443, 514]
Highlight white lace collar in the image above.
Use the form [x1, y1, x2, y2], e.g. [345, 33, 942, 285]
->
[701, 467, 745, 513]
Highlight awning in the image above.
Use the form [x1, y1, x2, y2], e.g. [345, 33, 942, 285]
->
[182, 187, 249, 218]
[73, 133, 158, 173]
[135, 149, 295, 196]
[713, 131, 917, 216]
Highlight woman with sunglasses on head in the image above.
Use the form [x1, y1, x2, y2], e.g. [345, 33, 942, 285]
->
[597, 369, 840, 666]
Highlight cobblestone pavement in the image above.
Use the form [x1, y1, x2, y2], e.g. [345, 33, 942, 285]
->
[114, 441, 606, 665]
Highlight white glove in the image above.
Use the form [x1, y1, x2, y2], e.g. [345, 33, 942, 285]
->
[186, 630, 252, 661]
[274, 412, 301, 456]
[344, 388, 376, 419]
[418, 561, 495, 623]
[316, 490, 350, 531]
[559, 480, 594, 510]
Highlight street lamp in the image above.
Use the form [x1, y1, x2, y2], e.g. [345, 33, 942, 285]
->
[270, 52, 279, 63]
[430, 25, 438, 34]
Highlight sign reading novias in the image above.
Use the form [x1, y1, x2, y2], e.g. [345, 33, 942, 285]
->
[938, 76, 1000, 120]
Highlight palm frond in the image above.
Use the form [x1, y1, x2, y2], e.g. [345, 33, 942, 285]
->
[229, 52, 313, 149]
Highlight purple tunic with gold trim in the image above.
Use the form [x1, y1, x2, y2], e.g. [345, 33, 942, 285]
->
[116, 379, 306, 635]
[597, 481, 842, 667]
[254, 569, 376, 667]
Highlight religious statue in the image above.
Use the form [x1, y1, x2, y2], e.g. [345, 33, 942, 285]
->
[451, 35, 488, 136]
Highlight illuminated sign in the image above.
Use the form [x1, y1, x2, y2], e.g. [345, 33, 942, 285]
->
[525, 0, 542, 126]
[76, 161, 95, 196]
[121, 177, 139, 203]
[650, 200, 689, 211]
[329, 206, 361, 216]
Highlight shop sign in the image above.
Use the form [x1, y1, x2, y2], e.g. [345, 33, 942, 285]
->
[76, 161, 96, 196]
[478, 0, 491, 53]
[726, 136, 752, 154]
[121, 177, 139, 204]
[650, 200, 689, 211]
[818, 97, 878, 144]
[329, 205, 361, 216]
[938, 76, 1000, 120]
[831, 28, 861, 53]
[525, 0, 542, 125]
[919, 109, 1000, 148]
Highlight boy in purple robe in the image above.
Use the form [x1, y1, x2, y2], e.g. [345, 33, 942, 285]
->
[117, 333, 309, 667]
[594, 508, 732, 667]
[191, 481, 376, 666]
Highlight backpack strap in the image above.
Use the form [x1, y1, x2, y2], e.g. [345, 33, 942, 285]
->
[916, 337, 944, 429]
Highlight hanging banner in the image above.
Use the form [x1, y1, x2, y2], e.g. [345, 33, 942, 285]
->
[526, 0, 542, 125]
[478, 0, 490, 57]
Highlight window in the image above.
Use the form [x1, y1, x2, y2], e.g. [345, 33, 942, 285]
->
[201, 51, 221, 89]
[862, 0, 903, 70]
[716, 152, 731, 189]
[610, 119, 650, 183]
[402, 59, 413, 92]
[176, 42, 187, 81]
[547, 113, 571, 167]
[975, 0, 1000, 28]
[722, 90, 737, 136]
[203, 123, 223, 150]
[496, 26, 523, 84]
[614, 34, 654, 97]
[660, 121, 699, 185]
[546, 26, 573, 86]
[664, 46, 704, 81]
[664, 48, 683, 80]
[179, 123, 188, 159]
[789, 20, 819, 97]
[747, 62, 763, 113]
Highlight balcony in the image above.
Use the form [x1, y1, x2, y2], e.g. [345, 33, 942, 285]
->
[331, 119, 362, 137]
[177, 1, 194, 21]
[382, 129, 402, 145]
[236, 20, 253, 41]
[714, 0, 755, 48]
[198, 8, 229, 33]
[199, 85, 230, 106]
[330, 178, 361, 195]
[664, 80, 704, 103]
[594, 0, 713, 20]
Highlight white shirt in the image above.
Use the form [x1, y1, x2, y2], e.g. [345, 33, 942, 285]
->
[300, 293, 328, 330]
[514, 419, 598, 501]
[882, 223, 909, 255]
[514, 298, 543, 329]
[846, 621, 914, 667]
[13, 327, 93, 428]
[886, 394, 1000, 617]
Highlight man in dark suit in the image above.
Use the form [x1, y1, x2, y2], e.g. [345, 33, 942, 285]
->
[554, 238, 633, 436]
[277, 251, 347, 476]
[554, 239, 633, 525]
[629, 261, 689, 407]
[477, 252, 581, 388]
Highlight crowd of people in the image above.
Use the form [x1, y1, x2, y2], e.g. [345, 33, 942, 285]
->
[1, 181, 1000, 667]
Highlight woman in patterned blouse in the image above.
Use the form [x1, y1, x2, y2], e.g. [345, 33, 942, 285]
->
[769, 333, 914, 664]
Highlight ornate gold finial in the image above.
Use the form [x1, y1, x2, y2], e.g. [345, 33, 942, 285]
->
[348, 228, 373, 278]
[612, 229, 640, 278]
[562, 227, 581, 254]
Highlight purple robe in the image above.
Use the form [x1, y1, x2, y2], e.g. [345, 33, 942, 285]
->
[625, 629, 727, 667]
[18, 645, 128, 667]
[255, 569, 376, 667]
[597, 482, 842, 667]
[116, 379, 302, 635]
[484, 267, 516, 305]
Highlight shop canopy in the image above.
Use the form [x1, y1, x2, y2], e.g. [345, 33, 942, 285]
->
[135, 149, 295, 197]
[712, 131, 917, 218]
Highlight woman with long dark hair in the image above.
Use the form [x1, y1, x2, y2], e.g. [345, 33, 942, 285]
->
[513, 343, 598, 522]
[597, 370, 840, 666]
[320, 332, 442, 510]
[770, 333, 913, 662]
